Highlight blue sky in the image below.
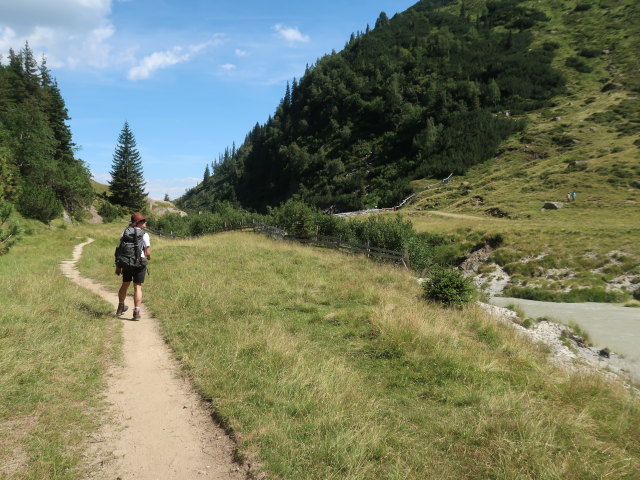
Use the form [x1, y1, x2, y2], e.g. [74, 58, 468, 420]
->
[0, 0, 417, 200]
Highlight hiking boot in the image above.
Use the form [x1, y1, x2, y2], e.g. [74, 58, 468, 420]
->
[132, 309, 141, 321]
[116, 303, 128, 316]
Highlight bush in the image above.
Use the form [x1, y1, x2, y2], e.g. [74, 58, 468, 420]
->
[96, 197, 128, 223]
[17, 183, 62, 223]
[422, 266, 475, 307]
[346, 215, 413, 252]
[272, 199, 316, 238]
[152, 213, 191, 236]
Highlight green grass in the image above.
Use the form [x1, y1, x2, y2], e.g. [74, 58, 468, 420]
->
[0, 222, 118, 479]
[77, 228, 640, 479]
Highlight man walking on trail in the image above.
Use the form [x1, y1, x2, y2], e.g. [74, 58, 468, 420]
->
[115, 212, 151, 320]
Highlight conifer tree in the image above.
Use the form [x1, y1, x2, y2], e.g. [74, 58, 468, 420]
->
[109, 121, 147, 211]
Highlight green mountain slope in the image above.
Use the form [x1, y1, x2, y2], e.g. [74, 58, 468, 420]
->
[178, 0, 637, 216]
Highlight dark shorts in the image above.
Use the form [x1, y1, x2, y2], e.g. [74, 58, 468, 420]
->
[122, 266, 146, 284]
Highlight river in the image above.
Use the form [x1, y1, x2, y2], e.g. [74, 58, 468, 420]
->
[490, 297, 640, 380]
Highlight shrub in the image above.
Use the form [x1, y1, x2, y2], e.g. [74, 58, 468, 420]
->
[346, 215, 413, 252]
[189, 213, 224, 236]
[422, 266, 475, 307]
[152, 213, 192, 236]
[96, 197, 128, 223]
[17, 183, 62, 223]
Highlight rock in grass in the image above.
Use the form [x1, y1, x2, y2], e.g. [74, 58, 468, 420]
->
[543, 202, 564, 210]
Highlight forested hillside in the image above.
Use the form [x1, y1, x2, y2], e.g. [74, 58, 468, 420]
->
[0, 44, 93, 223]
[179, 0, 568, 212]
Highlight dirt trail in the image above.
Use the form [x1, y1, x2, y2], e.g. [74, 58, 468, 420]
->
[426, 210, 488, 220]
[60, 238, 247, 480]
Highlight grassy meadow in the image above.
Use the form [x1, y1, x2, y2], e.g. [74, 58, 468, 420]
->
[77, 225, 640, 479]
[0, 222, 117, 479]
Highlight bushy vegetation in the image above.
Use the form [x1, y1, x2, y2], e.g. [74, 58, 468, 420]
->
[150, 201, 265, 237]
[94, 195, 129, 223]
[422, 265, 476, 306]
[179, 0, 563, 212]
[152, 199, 472, 275]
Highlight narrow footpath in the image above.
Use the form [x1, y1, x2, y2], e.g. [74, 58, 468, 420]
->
[60, 238, 247, 480]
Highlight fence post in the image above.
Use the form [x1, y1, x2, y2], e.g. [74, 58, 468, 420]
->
[366, 240, 370, 258]
[336, 236, 341, 251]
[402, 248, 410, 269]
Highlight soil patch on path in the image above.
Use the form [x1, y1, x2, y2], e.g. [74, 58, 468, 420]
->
[60, 238, 248, 480]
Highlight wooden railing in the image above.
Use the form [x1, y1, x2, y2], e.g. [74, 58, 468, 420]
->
[148, 221, 409, 268]
[333, 173, 453, 218]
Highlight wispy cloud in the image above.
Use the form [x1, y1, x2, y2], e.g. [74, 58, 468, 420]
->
[273, 24, 310, 45]
[235, 48, 248, 57]
[127, 36, 224, 80]
[127, 46, 191, 80]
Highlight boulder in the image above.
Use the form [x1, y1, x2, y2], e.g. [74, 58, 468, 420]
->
[630, 180, 640, 189]
[543, 202, 564, 210]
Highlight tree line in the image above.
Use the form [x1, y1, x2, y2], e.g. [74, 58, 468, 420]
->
[0, 43, 93, 224]
[178, 0, 565, 213]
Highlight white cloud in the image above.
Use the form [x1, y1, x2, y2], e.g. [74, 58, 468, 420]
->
[145, 177, 201, 200]
[235, 48, 248, 57]
[273, 24, 310, 45]
[127, 36, 224, 80]
[221, 63, 236, 70]
[128, 47, 190, 80]
[0, 0, 114, 69]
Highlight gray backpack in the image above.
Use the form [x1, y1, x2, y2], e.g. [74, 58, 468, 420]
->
[114, 227, 148, 268]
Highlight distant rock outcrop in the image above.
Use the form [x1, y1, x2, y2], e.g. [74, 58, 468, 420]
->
[87, 206, 104, 224]
[146, 199, 187, 217]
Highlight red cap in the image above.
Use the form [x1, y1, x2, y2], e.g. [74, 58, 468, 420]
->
[130, 212, 148, 225]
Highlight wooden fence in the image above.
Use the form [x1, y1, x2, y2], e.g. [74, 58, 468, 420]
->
[149, 221, 409, 268]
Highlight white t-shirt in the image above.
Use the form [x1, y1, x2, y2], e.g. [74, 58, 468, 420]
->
[121, 227, 151, 259]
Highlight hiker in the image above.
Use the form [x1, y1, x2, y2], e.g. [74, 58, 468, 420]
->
[572, 191, 577, 201]
[567, 192, 571, 202]
[115, 212, 151, 320]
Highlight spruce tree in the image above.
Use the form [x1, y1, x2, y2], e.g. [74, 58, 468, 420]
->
[109, 121, 147, 211]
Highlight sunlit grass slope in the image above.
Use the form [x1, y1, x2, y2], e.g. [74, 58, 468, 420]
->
[0, 222, 117, 479]
[405, 0, 640, 297]
[79, 229, 640, 479]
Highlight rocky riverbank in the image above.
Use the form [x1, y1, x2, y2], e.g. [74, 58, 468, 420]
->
[479, 302, 638, 392]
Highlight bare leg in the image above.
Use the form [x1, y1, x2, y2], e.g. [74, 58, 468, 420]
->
[119, 281, 131, 303]
[133, 283, 143, 308]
